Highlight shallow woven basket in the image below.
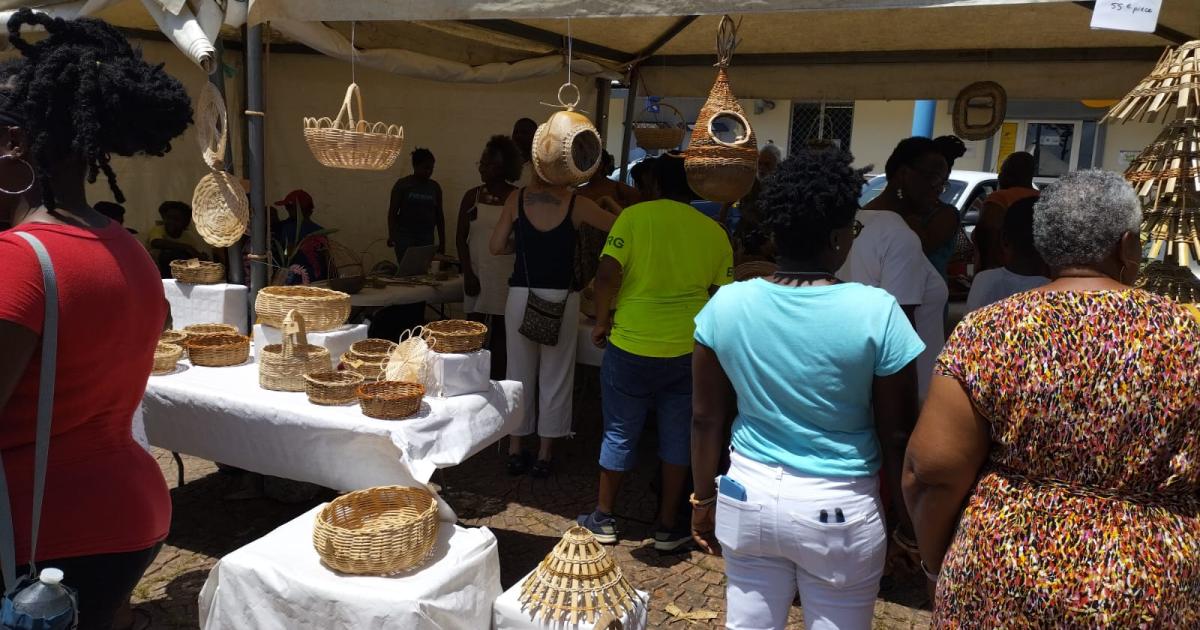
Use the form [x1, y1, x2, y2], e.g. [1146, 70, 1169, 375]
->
[349, 338, 399, 362]
[519, 526, 640, 625]
[183, 323, 239, 338]
[632, 103, 687, 151]
[312, 486, 439, 576]
[424, 319, 486, 354]
[170, 259, 225, 284]
[193, 169, 249, 248]
[304, 83, 405, 171]
[357, 381, 424, 420]
[304, 371, 366, 406]
[186, 333, 250, 368]
[160, 330, 189, 346]
[259, 311, 332, 392]
[153, 342, 183, 375]
[256, 285, 351, 332]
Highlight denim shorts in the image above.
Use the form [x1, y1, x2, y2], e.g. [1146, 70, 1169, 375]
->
[599, 344, 693, 471]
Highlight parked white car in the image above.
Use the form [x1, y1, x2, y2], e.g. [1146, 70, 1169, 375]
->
[858, 170, 1003, 235]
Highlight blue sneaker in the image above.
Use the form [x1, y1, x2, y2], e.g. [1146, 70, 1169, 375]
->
[576, 510, 617, 544]
[653, 523, 693, 553]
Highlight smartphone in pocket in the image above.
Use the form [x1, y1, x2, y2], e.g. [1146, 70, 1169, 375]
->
[717, 475, 747, 501]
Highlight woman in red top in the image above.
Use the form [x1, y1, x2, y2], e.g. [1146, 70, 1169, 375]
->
[0, 10, 191, 630]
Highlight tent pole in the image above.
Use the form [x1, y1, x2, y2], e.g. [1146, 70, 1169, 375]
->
[618, 67, 640, 184]
[594, 77, 611, 150]
[246, 24, 267, 311]
[208, 38, 244, 286]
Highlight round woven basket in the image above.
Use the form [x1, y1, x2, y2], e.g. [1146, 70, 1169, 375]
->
[195, 82, 228, 170]
[170, 259, 225, 284]
[304, 371, 366, 406]
[259, 311, 332, 392]
[256, 285, 351, 332]
[187, 333, 250, 368]
[532, 107, 602, 186]
[424, 320, 486, 354]
[184, 323, 239, 338]
[632, 103, 687, 151]
[193, 169, 249, 248]
[160, 330, 189, 345]
[153, 342, 183, 375]
[304, 83, 405, 171]
[519, 526, 641, 625]
[349, 339, 399, 362]
[312, 486, 439, 575]
[357, 381, 424, 420]
[341, 352, 385, 382]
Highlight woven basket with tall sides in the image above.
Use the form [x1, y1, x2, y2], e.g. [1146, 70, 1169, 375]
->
[153, 342, 183, 375]
[357, 381, 425, 420]
[424, 319, 486, 354]
[312, 486, 439, 575]
[186, 333, 250, 367]
[256, 285, 351, 332]
[304, 371, 366, 406]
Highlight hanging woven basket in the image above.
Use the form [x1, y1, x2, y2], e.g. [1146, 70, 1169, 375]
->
[312, 486, 439, 575]
[532, 84, 603, 186]
[952, 81, 1008, 141]
[519, 526, 641, 625]
[684, 16, 758, 203]
[195, 82, 228, 170]
[193, 169, 249, 248]
[259, 310, 332, 392]
[304, 83, 405, 171]
[633, 102, 687, 151]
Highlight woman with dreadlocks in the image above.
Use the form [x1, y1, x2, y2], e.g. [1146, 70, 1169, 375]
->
[0, 10, 191, 629]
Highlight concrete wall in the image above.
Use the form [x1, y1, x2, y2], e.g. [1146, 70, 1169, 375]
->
[1100, 120, 1163, 171]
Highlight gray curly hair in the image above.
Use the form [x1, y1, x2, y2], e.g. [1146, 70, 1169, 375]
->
[1033, 170, 1141, 270]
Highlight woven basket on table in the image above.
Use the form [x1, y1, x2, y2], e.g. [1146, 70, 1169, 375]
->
[153, 342, 183, 375]
[183, 323, 239, 338]
[312, 485, 439, 575]
[357, 381, 424, 420]
[632, 103, 687, 151]
[424, 319, 486, 354]
[256, 285, 351, 332]
[259, 310, 332, 392]
[170, 259, 225, 284]
[519, 526, 641, 625]
[304, 371, 365, 406]
[186, 333, 250, 368]
[684, 17, 758, 203]
[304, 83, 405, 171]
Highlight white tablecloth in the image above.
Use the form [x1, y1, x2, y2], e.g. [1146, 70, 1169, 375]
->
[163, 280, 249, 334]
[199, 504, 502, 630]
[347, 277, 464, 308]
[493, 570, 648, 630]
[253, 323, 369, 369]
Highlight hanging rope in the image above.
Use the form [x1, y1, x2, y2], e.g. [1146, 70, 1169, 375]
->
[715, 15, 741, 68]
[539, 18, 585, 112]
[350, 21, 357, 86]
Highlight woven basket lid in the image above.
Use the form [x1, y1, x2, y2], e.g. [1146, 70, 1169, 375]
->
[518, 526, 640, 625]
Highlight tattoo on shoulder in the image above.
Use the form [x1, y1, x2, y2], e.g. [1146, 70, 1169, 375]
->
[525, 191, 561, 206]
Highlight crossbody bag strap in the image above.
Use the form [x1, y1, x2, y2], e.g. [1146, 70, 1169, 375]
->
[516, 188, 531, 285]
[2, 232, 59, 591]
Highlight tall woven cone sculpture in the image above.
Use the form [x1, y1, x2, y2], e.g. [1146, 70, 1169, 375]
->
[684, 15, 758, 203]
[1137, 260, 1200, 304]
[1127, 118, 1200, 266]
[1103, 41, 1199, 124]
[519, 526, 640, 625]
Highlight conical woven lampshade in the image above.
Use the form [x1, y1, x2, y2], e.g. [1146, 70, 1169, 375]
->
[519, 526, 640, 625]
[1103, 41, 1199, 124]
[1125, 118, 1200, 266]
[1137, 260, 1200, 304]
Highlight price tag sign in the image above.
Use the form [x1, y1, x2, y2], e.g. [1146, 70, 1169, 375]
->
[1091, 0, 1163, 33]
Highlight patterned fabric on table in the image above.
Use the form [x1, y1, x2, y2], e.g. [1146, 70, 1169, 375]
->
[935, 289, 1200, 628]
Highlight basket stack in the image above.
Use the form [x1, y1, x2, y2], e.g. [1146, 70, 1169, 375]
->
[256, 285, 351, 332]
[187, 333, 251, 367]
[633, 103, 686, 151]
[519, 526, 641, 625]
[170, 259, 225, 284]
[342, 338, 397, 382]
[259, 310, 332, 392]
[304, 83, 405, 171]
[424, 320, 486, 354]
[304, 371, 366, 406]
[153, 342, 183, 375]
[312, 486, 439, 575]
[357, 381, 425, 420]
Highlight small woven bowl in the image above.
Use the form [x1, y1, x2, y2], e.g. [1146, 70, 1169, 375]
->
[304, 371, 366, 406]
[341, 352, 386, 382]
[187, 333, 250, 367]
[152, 342, 183, 375]
[170, 259, 225, 284]
[424, 320, 486, 354]
[357, 381, 424, 420]
[312, 486, 438, 575]
[348, 339, 398, 362]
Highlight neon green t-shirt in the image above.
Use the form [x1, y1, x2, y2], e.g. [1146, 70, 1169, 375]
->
[601, 199, 734, 358]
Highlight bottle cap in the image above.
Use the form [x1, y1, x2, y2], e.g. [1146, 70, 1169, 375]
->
[39, 568, 63, 585]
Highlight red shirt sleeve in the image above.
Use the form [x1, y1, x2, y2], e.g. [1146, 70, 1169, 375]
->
[0, 234, 45, 334]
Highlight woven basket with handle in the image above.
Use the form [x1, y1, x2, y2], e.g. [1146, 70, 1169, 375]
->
[304, 371, 366, 406]
[519, 526, 641, 625]
[256, 285, 351, 332]
[187, 333, 250, 367]
[684, 16, 758, 203]
[312, 486, 439, 575]
[304, 83, 405, 171]
[170, 259, 225, 284]
[633, 102, 687, 151]
[153, 342, 183, 375]
[259, 310, 332, 392]
[357, 381, 424, 420]
[424, 319, 486, 354]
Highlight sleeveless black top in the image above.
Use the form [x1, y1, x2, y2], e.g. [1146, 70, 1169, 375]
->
[509, 189, 577, 291]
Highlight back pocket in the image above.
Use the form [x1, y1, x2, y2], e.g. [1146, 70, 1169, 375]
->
[715, 494, 763, 555]
[787, 510, 886, 587]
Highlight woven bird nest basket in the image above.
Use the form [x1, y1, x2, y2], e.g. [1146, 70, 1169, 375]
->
[357, 381, 425, 420]
[532, 93, 603, 187]
[304, 371, 366, 406]
[259, 310, 332, 392]
[153, 342, 183, 375]
[193, 169, 249, 248]
[170, 259, 225, 284]
[519, 526, 640, 625]
[633, 103, 687, 151]
[312, 486, 439, 575]
[304, 83, 405, 171]
[256, 285, 351, 332]
[186, 333, 250, 367]
[424, 319, 486, 354]
[183, 323, 239, 338]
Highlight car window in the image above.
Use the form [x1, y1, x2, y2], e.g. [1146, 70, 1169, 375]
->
[961, 180, 999, 225]
[860, 175, 969, 208]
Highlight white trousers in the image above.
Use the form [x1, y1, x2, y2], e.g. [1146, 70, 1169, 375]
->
[718, 451, 886, 630]
[504, 287, 579, 438]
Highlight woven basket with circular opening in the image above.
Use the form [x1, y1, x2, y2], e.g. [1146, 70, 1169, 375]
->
[187, 333, 250, 367]
[519, 526, 641, 625]
[312, 485, 439, 575]
[424, 319, 487, 354]
[259, 310, 332, 391]
[304, 83, 405, 171]
[532, 95, 602, 187]
[184, 323, 239, 338]
[170, 259, 225, 284]
[304, 371, 366, 406]
[357, 381, 424, 420]
[256, 285, 351, 332]
[153, 342, 183, 375]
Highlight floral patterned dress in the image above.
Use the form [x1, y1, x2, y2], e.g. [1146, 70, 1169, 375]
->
[935, 290, 1200, 627]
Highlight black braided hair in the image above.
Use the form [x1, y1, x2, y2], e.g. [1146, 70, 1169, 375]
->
[483, 135, 522, 183]
[3, 9, 192, 208]
[933, 135, 967, 171]
[759, 145, 868, 260]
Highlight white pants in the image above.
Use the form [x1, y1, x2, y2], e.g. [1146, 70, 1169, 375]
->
[504, 287, 579, 438]
[718, 451, 886, 630]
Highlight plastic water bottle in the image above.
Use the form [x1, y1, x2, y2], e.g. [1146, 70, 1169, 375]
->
[11, 568, 75, 629]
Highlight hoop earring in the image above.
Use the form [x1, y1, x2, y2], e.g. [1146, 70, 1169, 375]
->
[0, 155, 35, 196]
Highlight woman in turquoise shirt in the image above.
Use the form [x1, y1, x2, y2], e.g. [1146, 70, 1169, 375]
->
[689, 146, 924, 630]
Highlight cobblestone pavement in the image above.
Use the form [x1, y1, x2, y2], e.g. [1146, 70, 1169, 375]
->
[135, 368, 932, 629]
